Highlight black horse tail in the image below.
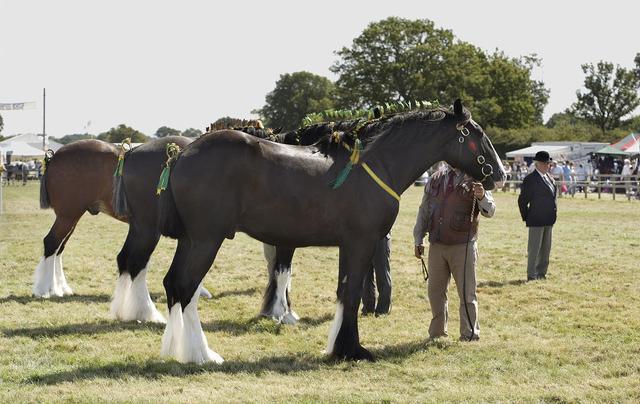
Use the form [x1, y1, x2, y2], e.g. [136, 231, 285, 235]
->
[158, 161, 184, 239]
[112, 168, 129, 218]
[39, 150, 54, 209]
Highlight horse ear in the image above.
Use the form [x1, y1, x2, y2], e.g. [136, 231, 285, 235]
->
[454, 99, 464, 117]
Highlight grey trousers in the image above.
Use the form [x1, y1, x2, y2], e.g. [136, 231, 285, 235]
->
[527, 226, 553, 279]
[427, 242, 479, 340]
[361, 236, 392, 314]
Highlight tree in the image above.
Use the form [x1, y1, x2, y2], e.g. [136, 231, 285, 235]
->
[256, 71, 335, 130]
[154, 126, 181, 138]
[182, 127, 202, 138]
[0, 113, 3, 133]
[98, 124, 149, 143]
[330, 17, 548, 129]
[572, 60, 640, 134]
[55, 133, 96, 145]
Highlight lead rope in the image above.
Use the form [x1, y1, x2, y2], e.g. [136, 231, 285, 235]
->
[461, 193, 478, 341]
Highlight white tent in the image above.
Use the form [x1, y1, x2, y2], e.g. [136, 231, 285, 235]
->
[0, 142, 46, 157]
[0, 133, 63, 153]
[506, 145, 571, 159]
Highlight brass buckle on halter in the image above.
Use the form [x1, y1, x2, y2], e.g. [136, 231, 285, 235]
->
[457, 123, 469, 143]
[481, 164, 493, 178]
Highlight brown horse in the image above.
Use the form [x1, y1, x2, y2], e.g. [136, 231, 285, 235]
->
[35, 139, 121, 298]
[36, 137, 195, 323]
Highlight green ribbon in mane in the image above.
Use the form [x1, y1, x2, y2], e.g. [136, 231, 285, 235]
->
[329, 138, 363, 189]
[113, 138, 132, 177]
[156, 142, 181, 195]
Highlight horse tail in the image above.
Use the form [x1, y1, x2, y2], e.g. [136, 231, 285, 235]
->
[157, 159, 184, 239]
[112, 167, 129, 219]
[39, 150, 54, 209]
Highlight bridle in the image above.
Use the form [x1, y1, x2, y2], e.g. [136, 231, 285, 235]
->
[456, 119, 494, 181]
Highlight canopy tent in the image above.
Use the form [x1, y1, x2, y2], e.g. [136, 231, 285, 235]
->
[505, 144, 571, 159]
[0, 142, 46, 157]
[595, 133, 639, 156]
[611, 132, 639, 152]
[0, 133, 62, 153]
[594, 145, 631, 156]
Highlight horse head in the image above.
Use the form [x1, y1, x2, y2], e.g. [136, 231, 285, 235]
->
[442, 99, 505, 190]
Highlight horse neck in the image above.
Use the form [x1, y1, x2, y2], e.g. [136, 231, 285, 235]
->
[362, 120, 452, 194]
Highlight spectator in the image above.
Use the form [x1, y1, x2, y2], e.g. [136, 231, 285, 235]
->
[502, 162, 512, 192]
[621, 159, 632, 195]
[575, 163, 588, 193]
[550, 161, 564, 196]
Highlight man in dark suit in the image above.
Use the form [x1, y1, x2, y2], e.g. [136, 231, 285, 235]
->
[518, 151, 558, 281]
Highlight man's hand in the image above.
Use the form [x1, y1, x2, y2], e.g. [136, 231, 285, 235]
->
[472, 182, 485, 200]
[414, 245, 424, 258]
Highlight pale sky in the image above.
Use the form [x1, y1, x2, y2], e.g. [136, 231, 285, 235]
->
[1, 0, 638, 138]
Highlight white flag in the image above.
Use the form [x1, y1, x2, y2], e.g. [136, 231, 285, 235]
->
[0, 102, 36, 110]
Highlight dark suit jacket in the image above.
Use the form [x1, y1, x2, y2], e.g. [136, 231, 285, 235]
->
[518, 170, 557, 227]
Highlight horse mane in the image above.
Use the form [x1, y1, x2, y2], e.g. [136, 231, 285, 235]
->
[309, 107, 460, 157]
[358, 108, 453, 147]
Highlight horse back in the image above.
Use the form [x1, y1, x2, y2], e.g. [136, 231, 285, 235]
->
[171, 130, 393, 246]
[122, 136, 194, 224]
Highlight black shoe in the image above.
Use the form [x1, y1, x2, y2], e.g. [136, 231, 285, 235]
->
[361, 309, 374, 316]
[527, 276, 538, 281]
[538, 275, 546, 280]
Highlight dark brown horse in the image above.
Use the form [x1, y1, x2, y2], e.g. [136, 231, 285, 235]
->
[157, 100, 506, 364]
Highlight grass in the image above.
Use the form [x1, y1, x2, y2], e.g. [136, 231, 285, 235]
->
[0, 182, 639, 402]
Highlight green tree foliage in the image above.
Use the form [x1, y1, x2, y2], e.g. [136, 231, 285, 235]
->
[621, 114, 640, 133]
[0, 113, 3, 133]
[97, 124, 149, 143]
[208, 117, 245, 130]
[182, 127, 202, 138]
[330, 17, 548, 129]
[572, 60, 640, 134]
[257, 71, 335, 130]
[154, 126, 181, 138]
[55, 133, 96, 145]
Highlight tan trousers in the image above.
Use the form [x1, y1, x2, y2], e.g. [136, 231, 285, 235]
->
[427, 241, 479, 340]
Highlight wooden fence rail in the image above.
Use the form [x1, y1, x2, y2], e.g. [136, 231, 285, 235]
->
[500, 174, 640, 201]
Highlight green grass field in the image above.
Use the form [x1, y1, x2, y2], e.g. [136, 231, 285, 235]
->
[0, 182, 638, 402]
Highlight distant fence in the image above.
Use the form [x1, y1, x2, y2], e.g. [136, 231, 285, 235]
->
[500, 174, 640, 201]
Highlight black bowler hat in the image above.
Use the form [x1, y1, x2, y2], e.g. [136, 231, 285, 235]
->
[533, 151, 552, 163]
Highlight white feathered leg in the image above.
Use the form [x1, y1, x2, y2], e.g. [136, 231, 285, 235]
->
[33, 254, 65, 298]
[161, 285, 223, 364]
[54, 254, 73, 295]
[111, 267, 166, 323]
[326, 303, 344, 355]
[110, 272, 132, 319]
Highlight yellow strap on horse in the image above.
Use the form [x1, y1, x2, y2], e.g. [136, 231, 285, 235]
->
[338, 141, 400, 202]
[361, 162, 401, 202]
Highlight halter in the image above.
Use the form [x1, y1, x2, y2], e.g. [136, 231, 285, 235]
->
[456, 120, 494, 182]
[455, 119, 493, 342]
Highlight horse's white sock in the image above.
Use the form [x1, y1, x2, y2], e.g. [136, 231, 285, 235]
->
[161, 284, 223, 364]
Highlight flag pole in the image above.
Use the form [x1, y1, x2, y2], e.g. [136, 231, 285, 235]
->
[42, 88, 46, 151]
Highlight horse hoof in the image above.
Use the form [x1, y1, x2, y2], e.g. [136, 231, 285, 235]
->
[346, 346, 375, 362]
